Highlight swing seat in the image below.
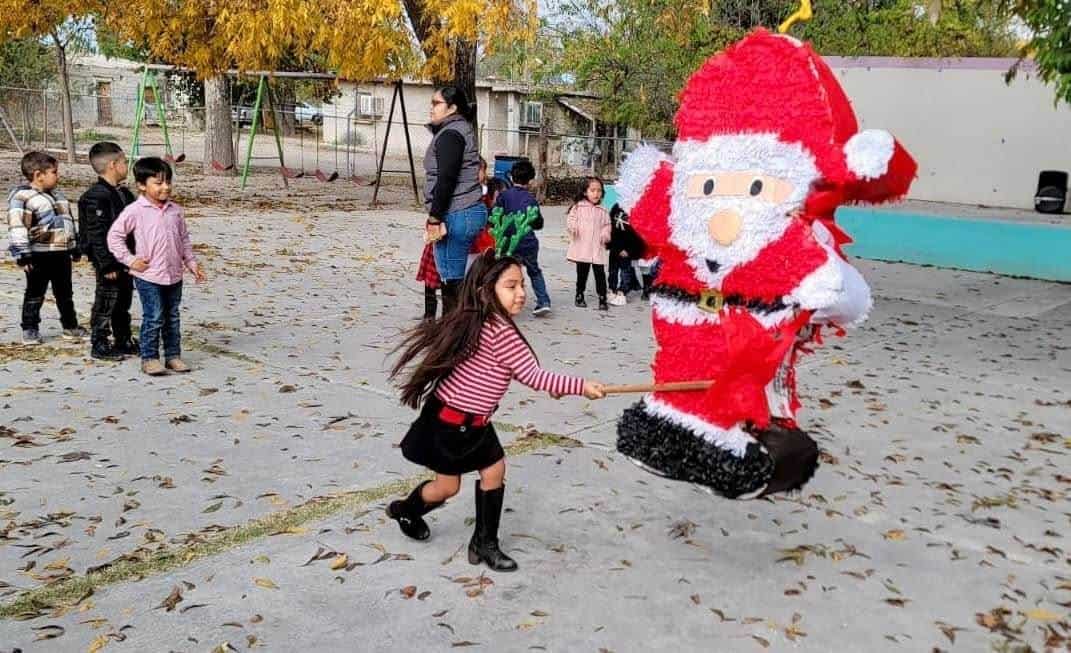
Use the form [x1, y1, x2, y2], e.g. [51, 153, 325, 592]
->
[164, 153, 186, 163]
[211, 160, 235, 171]
[281, 166, 304, 179]
[315, 169, 339, 182]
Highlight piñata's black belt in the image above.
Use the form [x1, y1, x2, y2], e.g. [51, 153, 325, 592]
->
[651, 285, 790, 314]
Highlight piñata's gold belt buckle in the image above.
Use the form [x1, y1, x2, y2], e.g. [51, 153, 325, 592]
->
[698, 289, 724, 313]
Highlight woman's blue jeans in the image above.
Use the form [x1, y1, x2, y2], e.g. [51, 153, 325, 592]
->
[434, 202, 488, 282]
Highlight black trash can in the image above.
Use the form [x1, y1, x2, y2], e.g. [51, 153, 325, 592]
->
[1035, 170, 1068, 214]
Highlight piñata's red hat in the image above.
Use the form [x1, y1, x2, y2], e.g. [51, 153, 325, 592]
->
[674, 29, 916, 207]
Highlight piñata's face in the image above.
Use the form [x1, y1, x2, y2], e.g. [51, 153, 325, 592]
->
[669, 133, 819, 287]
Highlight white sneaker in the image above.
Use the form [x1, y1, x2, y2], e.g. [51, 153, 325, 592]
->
[608, 292, 626, 306]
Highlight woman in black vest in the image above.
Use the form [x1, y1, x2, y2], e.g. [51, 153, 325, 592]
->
[423, 86, 487, 314]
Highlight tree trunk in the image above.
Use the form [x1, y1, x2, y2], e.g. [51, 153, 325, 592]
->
[452, 39, 478, 129]
[203, 75, 234, 175]
[274, 83, 297, 136]
[51, 36, 76, 164]
[925, 0, 941, 25]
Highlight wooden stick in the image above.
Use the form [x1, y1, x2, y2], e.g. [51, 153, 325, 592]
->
[603, 381, 714, 395]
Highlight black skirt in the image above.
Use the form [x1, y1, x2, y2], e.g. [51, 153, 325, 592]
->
[400, 395, 505, 475]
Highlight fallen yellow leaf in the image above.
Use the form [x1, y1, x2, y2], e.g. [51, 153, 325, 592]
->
[883, 530, 906, 541]
[329, 554, 348, 570]
[1024, 608, 1061, 622]
[88, 634, 109, 653]
[253, 577, 279, 590]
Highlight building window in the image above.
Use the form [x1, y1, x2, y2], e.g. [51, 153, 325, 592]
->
[357, 92, 385, 118]
[521, 101, 542, 129]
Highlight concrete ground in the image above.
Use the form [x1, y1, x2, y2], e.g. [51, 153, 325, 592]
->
[0, 156, 1069, 651]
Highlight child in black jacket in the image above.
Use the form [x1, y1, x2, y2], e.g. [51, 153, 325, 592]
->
[606, 203, 644, 306]
[77, 142, 137, 361]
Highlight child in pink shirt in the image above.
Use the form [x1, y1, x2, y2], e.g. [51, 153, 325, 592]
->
[107, 157, 206, 376]
[566, 177, 612, 310]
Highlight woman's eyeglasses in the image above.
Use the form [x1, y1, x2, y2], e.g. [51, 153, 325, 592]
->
[431, 99, 447, 107]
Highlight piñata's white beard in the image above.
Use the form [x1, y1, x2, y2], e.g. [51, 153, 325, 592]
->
[669, 134, 820, 288]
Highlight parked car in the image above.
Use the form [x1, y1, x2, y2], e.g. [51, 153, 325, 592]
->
[294, 102, 323, 126]
[231, 105, 254, 126]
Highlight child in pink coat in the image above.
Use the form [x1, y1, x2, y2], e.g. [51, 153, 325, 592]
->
[566, 176, 612, 310]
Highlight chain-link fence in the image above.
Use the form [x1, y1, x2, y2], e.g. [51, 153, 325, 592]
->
[0, 84, 669, 183]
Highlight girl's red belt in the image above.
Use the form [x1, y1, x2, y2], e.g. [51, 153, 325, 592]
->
[438, 405, 491, 427]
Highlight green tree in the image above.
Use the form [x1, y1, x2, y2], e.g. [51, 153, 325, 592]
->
[0, 38, 58, 147]
[0, 4, 101, 162]
[554, 0, 1018, 136]
[1007, 0, 1071, 105]
[0, 38, 57, 88]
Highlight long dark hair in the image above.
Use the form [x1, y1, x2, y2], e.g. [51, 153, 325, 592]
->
[437, 85, 474, 122]
[390, 250, 533, 409]
[568, 175, 604, 213]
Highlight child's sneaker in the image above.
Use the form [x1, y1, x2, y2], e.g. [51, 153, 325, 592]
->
[608, 292, 627, 306]
[22, 328, 42, 345]
[165, 358, 192, 373]
[61, 326, 88, 341]
[141, 360, 168, 376]
[532, 304, 551, 316]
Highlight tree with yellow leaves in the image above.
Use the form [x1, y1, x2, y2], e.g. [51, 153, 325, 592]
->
[0, 2, 102, 162]
[7, 0, 536, 173]
[103, 0, 320, 173]
[319, 0, 537, 125]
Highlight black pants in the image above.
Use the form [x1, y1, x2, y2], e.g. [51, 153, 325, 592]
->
[423, 285, 438, 320]
[90, 267, 133, 345]
[21, 252, 78, 330]
[608, 257, 639, 294]
[575, 262, 607, 299]
[440, 280, 461, 316]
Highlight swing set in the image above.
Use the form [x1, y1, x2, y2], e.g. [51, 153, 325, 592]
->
[225, 75, 420, 199]
[129, 68, 186, 163]
[227, 74, 377, 189]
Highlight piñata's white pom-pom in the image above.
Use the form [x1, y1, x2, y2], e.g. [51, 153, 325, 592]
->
[844, 129, 895, 180]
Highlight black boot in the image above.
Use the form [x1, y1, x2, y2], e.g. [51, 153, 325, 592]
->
[641, 274, 654, 300]
[91, 340, 125, 361]
[598, 295, 609, 311]
[422, 286, 438, 321]
[468, 481, 518, 572]
[441, 281, 460, 316]
[114, 337, 139, 357]
[574, 292, 587, 308]
[387, 480, 443, 541]
[749, 423, 820, 497]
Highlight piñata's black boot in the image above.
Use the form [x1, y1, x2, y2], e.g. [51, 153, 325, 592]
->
[467, 481, 518, 572]
[387, 480, 443, 541]
[748, 422, 820, 497]
[616, 400, 775, 499]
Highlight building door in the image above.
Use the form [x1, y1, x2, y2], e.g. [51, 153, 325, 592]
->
[96, 81, 112, 125]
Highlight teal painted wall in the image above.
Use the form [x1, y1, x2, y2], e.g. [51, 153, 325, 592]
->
[838, 208, 1071, 282]
[601, 184, 1070, 282]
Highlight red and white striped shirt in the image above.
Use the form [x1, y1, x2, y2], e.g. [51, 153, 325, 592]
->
[435, 316, 584, 415]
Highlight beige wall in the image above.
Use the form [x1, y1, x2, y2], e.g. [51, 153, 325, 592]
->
[327, 82, 506, 164]
[828, 58, 1071, 210]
